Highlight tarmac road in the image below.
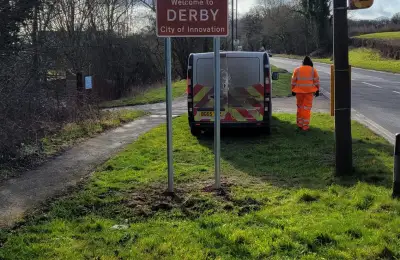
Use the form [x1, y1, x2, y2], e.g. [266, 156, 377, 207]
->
[271, 57, 400, 144]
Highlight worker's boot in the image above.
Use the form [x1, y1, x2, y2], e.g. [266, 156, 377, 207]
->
[297, 119, 303, 130]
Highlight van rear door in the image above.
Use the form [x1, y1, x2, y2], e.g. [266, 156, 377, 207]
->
[193, 54, 228, 122]
[226, 54, 264, 122]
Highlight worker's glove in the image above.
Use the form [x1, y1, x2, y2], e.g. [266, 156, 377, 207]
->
[314, 91, 320, 97]
[292, 92, 296, 96]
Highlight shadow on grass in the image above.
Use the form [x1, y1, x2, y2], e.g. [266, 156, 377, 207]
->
[197, 115, 393, 189]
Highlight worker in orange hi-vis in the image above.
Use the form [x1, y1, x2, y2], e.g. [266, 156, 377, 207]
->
[291, 56, 320, 131]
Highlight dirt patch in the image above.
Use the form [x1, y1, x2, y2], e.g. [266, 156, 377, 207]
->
[299, 193, 320, 203]
[201, 178, 266, 216]
[345, 229, 363, 239]
[116, 177, 268, 220]
[202, 178, 234, 199]
[123, 182, 226, 219]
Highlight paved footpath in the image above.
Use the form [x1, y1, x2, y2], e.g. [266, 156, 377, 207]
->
[0, 96, 328, 228]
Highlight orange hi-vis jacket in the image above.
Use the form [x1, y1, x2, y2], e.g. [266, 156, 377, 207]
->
[291, 65, 320, 93]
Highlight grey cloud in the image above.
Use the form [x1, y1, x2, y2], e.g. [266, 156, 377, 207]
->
[239, 0, 399, 19]
[353, 0, 400, 19]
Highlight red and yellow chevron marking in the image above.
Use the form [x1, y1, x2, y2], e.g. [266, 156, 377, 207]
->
[193, 84, 204, 96]
[252, 84, 264, 96]
[230, 108, 263, 122]
[246, 84, 264, 105]
[222, 112, 237, 122]
[193, 85, 213, 108]
[193, 84, 265, 123]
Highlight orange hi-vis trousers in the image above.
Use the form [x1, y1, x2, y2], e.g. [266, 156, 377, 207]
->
[296, 93, 314, 130]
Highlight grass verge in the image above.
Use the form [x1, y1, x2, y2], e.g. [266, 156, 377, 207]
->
[272, 65, 292, 97]
[1, 114, 399, 259]
[100, 81, 187, 108]
[101, 67, 292, 109]
[277, 48, 400, 73]
[0, 110, 147, 182]
[356, 32, 400, 39]
[41, 110, 148, 155]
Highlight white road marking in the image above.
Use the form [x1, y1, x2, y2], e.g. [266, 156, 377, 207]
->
[272, 58, 399, 82]
[362, 82, 382, 88]
[393, 91, 400, 95]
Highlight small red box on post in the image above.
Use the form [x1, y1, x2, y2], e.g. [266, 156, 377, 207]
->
[156, 0, 229, 37]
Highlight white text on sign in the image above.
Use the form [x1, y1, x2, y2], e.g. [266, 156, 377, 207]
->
[167, 9, 219, 22]
[156, 0, 228, 37]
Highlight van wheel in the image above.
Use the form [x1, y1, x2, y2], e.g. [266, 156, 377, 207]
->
[191, 127, 201, 137]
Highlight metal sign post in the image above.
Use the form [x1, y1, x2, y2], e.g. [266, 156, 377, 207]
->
[156, 0, 228, 192]
[165, 37, 174, 193]
[213, 37, 221, 189]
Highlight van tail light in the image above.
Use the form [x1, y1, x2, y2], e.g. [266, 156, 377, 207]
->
[187, 75, 193, 116]
[264, 68, 271, 95]
[188, 55, 195, 120]
[263, 54, 271, 121]
[265, 78, 271, 94]
[187, 77, 192, 95]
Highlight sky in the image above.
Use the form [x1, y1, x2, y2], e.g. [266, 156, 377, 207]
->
[239, 0, 399, 20]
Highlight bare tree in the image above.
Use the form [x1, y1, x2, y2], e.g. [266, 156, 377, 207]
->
[0, 0, 166, 170]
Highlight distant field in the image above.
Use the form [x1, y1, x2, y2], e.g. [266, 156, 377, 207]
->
[356, 31, 400, 39]
[277, 48, 400, 73]
[346, 48, 400, 73]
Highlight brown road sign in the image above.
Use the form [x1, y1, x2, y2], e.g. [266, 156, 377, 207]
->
[156, 0, 229, 37]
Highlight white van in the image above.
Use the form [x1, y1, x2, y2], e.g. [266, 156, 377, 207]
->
[187, 51, 279, 136]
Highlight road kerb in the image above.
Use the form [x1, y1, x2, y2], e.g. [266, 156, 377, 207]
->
[319, 87, 395, 145]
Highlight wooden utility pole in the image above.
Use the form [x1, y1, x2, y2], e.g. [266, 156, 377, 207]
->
[333, 0, 352, 175]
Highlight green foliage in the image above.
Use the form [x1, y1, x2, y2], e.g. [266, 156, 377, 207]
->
[0, 0, 39, 49]
[272, 66, 292, 97]
[300, 0, 331, 50]
[1, 114, 399, 259]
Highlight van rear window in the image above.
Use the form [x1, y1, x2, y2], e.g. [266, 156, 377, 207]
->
[227, 58, 260, 88]
[196, 58, 214, 87]
[195, 57, 261, 88]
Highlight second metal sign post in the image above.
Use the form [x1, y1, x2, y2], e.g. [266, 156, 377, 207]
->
[156, 0, 228, 191]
